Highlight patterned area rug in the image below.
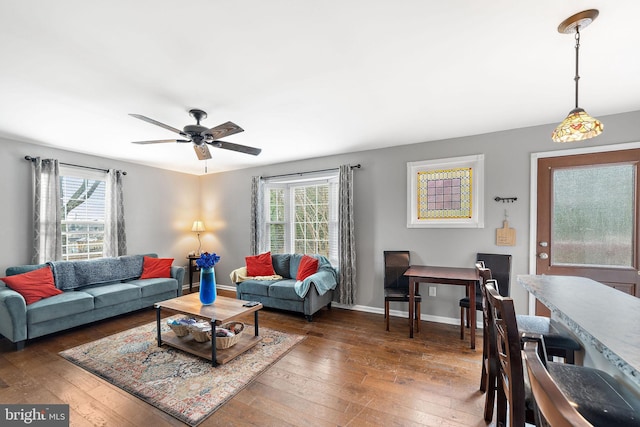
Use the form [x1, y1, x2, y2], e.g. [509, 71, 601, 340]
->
[59, 317, 305, 426]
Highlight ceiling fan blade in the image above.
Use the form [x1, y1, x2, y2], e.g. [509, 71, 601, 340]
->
[129, 113, 186, 136]
[132, 139, 191, 144]
[214, 140, 262, 156]
[193, 144, 212, 160]
[206, 121, 244, 140]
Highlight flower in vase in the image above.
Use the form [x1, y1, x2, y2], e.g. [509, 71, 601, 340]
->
[196, 252, 220, 269]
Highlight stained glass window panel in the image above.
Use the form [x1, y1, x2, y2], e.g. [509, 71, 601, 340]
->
[417, 168, 472, 219]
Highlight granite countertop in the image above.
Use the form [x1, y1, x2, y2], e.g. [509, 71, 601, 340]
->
[517, 274, 640, 388]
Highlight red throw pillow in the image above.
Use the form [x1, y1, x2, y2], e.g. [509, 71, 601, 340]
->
[296, 255, 319, 281]
[140, 256, 174, 279]
[245, 252, 276, 276]
[1, 266, 62, 305]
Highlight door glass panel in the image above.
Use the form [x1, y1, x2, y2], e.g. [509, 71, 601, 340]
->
[552, 164, 635, 267]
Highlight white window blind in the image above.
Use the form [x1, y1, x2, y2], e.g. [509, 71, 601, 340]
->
[59, 166, 107, 261]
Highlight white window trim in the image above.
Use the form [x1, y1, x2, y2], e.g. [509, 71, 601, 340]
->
[407, 154, 485, 228]
[263, 171, 339, 264]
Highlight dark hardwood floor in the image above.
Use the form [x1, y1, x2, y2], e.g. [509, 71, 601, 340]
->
[0, 289, 491, 426]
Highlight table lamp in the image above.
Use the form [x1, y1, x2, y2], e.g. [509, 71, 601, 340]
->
[191, 220, 206, 255]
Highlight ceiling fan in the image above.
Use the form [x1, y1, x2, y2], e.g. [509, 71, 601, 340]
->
[129, 109, 261, 160]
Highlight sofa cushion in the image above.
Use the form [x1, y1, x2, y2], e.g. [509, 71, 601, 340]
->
[1, 266, 63, 305]
[271, 254, 291, 278]
[289, 254, 306, 279]
[237, 279, 273, 297]
[268, 279, 303, 301]
[128, 278, 178, 297]
[246, 252, 276, 276]
[140, 256, 174, 279]
[5, 264, 48, 276]
[27, 291, 94, 324]
[82, 283, 141, 309]
[296, 255, 319, 281]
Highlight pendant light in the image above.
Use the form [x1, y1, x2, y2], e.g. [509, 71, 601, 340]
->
[551, 9, 603, 143]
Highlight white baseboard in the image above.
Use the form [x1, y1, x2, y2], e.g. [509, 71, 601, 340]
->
[331, 302, 482, 328]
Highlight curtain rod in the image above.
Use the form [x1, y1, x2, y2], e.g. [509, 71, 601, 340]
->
[24, 156, 127, 175]
[262, 164, 361, 180]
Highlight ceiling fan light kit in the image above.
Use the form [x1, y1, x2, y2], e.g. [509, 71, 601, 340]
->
[551, 9, 603, 143]
[130, 109, 261, 160]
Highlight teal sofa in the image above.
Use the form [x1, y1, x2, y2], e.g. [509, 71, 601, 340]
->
[0, 254, 184, 350]
[233, 254, 338, 321]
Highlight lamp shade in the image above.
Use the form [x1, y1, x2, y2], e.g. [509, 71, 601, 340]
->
[551, 108, 604, 143]
[191, 220, 206, 232]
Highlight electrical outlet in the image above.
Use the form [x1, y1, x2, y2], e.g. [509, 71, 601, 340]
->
[429, 286, 436, 297]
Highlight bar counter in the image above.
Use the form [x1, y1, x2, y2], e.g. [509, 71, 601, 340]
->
[517, 274, 640, 390]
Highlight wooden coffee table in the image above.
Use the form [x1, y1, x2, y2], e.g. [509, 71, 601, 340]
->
[154, 293, 263, 366]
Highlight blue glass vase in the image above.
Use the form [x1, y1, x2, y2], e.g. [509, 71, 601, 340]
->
[199, 267, 217, 305]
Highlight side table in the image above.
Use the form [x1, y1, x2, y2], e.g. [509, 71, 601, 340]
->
[187, 255, 200, 293]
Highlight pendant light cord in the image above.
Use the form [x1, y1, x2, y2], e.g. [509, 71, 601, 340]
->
[574, 28, 581, 109]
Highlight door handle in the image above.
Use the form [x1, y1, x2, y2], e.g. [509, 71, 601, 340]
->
[538, 252, 549, 259]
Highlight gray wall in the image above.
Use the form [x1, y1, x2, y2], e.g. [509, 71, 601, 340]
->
[2, 109, 639, 324]
[0, 137, 201, 275]
[201, 110, 640, 322]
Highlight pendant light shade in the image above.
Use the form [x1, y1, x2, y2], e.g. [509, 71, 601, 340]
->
[551, 108, 603, 143]
[552, 9, 603, 143]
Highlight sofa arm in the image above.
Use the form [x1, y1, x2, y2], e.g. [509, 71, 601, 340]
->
[171, 266, 185, 296]
[295, 268, 338, 298]
[0, 284, 28, 343]
[230, 266, 248, 283]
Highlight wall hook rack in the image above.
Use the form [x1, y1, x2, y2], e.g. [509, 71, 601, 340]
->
[494, 196, 518, 203]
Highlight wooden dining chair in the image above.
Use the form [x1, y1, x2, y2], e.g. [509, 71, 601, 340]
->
[383, 251, 421, 332]
[460, 253, 511, 340]
[478, 273, 498, 422]
[523, 340, 592, 427]
[484, 281, 528, 426]
[469, 253, 579, 364]
[485, 282, 640, 427]
[516, 314, 580, 364]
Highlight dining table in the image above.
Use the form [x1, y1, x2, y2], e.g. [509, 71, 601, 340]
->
[404, 265, 480, 349]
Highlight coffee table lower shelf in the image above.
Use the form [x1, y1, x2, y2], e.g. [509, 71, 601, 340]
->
[159, 331, 263, 365]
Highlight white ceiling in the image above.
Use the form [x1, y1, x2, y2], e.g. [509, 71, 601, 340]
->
[1, 1, 639, 175]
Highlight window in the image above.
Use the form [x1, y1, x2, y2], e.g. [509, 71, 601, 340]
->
[59, 167, 107, 261]
[552, 164, 634, 267]
[263, 172, 339, 265]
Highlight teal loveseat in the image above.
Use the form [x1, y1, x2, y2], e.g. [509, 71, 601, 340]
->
[232, 254, 338, 321]
[0, 254, 184, 350]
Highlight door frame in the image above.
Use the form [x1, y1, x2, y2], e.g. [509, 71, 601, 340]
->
[528, 141, 640, 314]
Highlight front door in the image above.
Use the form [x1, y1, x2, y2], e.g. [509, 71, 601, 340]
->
[536, 149, 640, 313]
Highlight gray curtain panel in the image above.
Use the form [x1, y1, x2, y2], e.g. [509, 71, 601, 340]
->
[250, 176, 264, 256]
[32, 157, 62, 264]
[104, 169, 127, 257]
[337, 164, 356, 305]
